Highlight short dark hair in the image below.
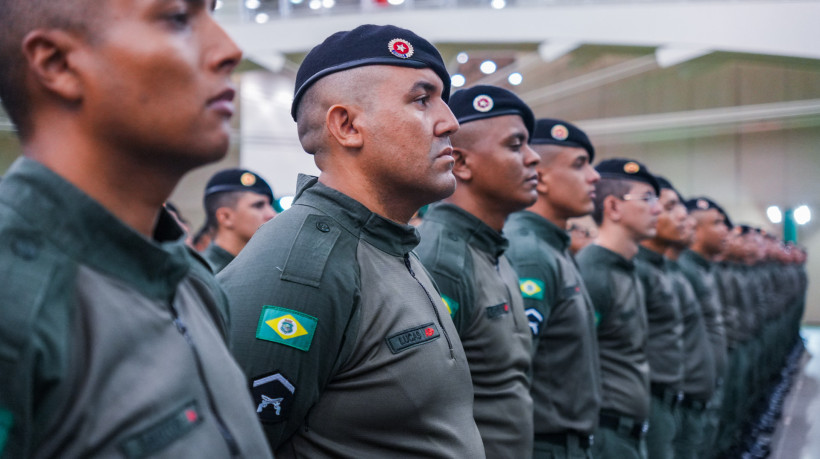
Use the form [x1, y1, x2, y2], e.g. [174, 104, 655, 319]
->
[203, 191, 242, 231]
[0, 0, 94, 138]
[590, 178, 631, 225]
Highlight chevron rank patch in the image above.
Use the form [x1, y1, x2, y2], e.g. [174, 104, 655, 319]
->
[252, 371, 295, 424]
[525, 308, 544, 336]
[256, 306, 318, 352]
[441, 294, 460, 318]
[519, 278, 545, 300]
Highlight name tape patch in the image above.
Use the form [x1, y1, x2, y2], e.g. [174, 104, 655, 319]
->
[120, 401, 202, 459]
[386, 323, 440, 354]
[486, 303, 510, 319]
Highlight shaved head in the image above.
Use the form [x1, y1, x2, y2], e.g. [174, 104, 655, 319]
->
[0, 0, 95, 138]
[296, 66, 383, 155]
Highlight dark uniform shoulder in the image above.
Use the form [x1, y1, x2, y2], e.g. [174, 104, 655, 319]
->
[416, 220, 470, 283]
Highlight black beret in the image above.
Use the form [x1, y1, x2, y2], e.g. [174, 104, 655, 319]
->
[292, 24, 450, 121]
[447, 85, 534, 137]
[685, 197, 733, 229]
[529, 118, 595, 162]
[595, 158, 660, 195]
[204, 169, 274, 204]
[654, 175, 686, 203]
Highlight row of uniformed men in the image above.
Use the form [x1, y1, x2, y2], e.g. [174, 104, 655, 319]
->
[191, 26, 808, 459]
[1, 12, 808, 459]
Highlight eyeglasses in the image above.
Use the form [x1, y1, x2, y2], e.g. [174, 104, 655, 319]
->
[620, 193, 659, 205]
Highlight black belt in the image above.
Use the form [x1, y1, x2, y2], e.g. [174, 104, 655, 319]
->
[650, 382, 684, 409]
[680, 394, 708, 411]
[535, 431, 593, 449]
[598, 411, 648, 441]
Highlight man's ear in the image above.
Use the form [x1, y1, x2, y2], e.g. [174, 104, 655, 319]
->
[451, 147, 472, 182]
[325, 104, 363, 149]
[215, 207, 234, 229]
[535, 168, 549, 195]
[22, 29, 84, 103]
[603, 195, 622, 222]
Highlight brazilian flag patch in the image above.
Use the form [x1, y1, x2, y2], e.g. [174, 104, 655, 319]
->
[256, 306, 318, 352]
[441, 294, 459, 318]
[0, 408, 12, 456]
[519, 278, 545, 300]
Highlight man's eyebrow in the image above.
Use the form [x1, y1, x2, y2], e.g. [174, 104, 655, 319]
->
[409, 80, 438, 94]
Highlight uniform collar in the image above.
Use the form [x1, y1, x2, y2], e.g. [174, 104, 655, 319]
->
[681, 249, 713, 270]
[293, 174, 420, 256]
[636, 245, 666, 268]
[424, 203, 508, 257]
[583, 243, 635, 271]
[1, 157, 191, 300]
[506, 211, 571, 252]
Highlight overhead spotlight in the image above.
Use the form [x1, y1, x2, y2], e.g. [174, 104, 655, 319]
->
[480, 60, 497, 74]
[215, 0, 224, 9]
[456, 52, 469, 64]
[322, 0, 335, 7]
[245, 0, 261, 9]
[767, 206, 782, 224]
[508, 72, 523, 85]
[254, 12, 270, 23]
[290, 0, 304, 4]
[277, 196, 295, 212]
[309, 0, 321, 9]
[388, 0, 405, 4]
[451, 74, 466, 88]
[795, 205, 811, 225]
[491, 0, 506, 9]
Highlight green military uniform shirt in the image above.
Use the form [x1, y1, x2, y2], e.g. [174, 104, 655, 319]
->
[679, 250, 727, 380]
[576, 244, 650, 421]
[0, 158, 272, 458]
[635, 246, 684, 390]
[504, 211, 602, 437]
[666, 259, 716, 401]
[219, 175, 485, 458]
[416, 203, 533, 458]
[202, 242, 235, 274]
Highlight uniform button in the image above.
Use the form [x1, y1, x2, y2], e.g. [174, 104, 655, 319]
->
[316, 222, 331, 232]
[448, 232, 459, 241]
[12, 238, 40, 260]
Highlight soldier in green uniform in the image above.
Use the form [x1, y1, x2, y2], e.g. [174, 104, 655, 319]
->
[504, 119, 602, 459]
[576, 158, 661, 459]
[634, 176, 686, 459]
[680, 198, 729, 457]
[665, 210, 716, 459]
[218, 25, 485, 457]
[0, 0, 273, 457]
[201, 168, 276, 273]
[416, 85, 538, 458]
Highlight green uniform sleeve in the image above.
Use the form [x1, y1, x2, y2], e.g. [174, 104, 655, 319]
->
[218, 212, 360, 450]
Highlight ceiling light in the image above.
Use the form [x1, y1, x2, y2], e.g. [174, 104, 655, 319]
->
[795, 205, 811, 225]
[491, 0, 506, 9]
[322, 0, 335, 7]
[508, 72, 523, 85]
[451, 74, 466, 88]
[309, 0, 321, 9]
[245, 0, 261, 9]
[215, 0, 224, 9]
[767, 206, 782, 224]
[254, 12, 269, 23]
[479, 60, 497, 74]
[388, 0, 405, 4]
[456, 52, 469, 64]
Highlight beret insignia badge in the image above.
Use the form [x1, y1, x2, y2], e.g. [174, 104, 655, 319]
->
[550, 124, 569, 141]
[240, 172, 257, 186]
[388, 38, 414, 59]
[623, 162, 640, 174]
[473, 95, 494, 112]
[697, 199, 710, 210]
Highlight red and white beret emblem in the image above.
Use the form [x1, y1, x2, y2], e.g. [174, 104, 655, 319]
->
[388, 38, 414, 59]
[551, 124, 569, 141]
[473, 95, 494, 112]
